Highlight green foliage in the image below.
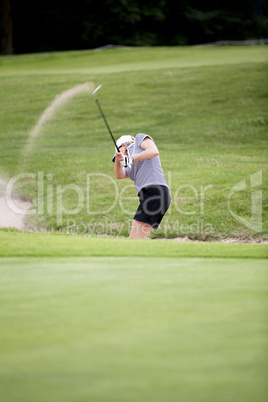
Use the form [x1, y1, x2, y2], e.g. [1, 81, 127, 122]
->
[4, 0, 268, 53]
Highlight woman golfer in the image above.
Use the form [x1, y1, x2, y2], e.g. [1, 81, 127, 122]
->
[113, 133, 171, 239]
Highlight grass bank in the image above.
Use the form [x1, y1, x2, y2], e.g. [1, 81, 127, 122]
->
[0, 230, 267, 258]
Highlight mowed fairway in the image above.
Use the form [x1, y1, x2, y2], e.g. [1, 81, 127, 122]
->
[0, 256, 267, 402]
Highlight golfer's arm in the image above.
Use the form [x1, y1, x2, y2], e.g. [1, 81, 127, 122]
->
[114, 160, 128, 180]
[133, 138, 159, 162]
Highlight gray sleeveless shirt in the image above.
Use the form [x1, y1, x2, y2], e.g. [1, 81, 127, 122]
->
[125, 133, 169, 195]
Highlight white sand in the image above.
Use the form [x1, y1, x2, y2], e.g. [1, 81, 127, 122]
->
[0, 178, 31, 229]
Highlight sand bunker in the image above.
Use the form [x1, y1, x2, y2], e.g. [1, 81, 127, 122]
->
[0, 178, 31, 229]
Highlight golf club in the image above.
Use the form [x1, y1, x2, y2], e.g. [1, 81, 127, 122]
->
[92, 85, 120, 152]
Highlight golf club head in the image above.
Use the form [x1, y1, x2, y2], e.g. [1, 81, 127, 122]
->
[92, 84, 102, 100]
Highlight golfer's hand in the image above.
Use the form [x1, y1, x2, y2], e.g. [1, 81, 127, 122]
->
[123, 156, 133, 167]
[114, 152, 124, 163]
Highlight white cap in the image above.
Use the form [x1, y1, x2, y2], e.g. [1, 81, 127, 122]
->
[112, 135, 135, 162]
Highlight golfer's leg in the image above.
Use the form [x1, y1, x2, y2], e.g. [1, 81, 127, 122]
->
[129, 220, 152, 239]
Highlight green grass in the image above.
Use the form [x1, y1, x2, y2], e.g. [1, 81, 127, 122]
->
[0, 230, 267, 258]
[0, 46, 267, 239]
[0, 46, 267, 75]
[0, 256, 267, 402]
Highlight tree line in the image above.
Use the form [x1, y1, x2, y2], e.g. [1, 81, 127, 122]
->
[1, 0, 267, 54]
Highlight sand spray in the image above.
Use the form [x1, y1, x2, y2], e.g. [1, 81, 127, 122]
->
[0, 82, 95, 228]
[20, 81, 95, 163]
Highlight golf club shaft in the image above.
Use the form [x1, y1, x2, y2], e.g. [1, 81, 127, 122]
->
[95, 98, 120, 152]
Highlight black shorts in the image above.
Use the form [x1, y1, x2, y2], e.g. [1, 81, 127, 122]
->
[134, 185, 171, 229]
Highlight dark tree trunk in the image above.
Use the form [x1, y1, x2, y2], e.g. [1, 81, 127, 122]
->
[0, 0, 13, 54]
